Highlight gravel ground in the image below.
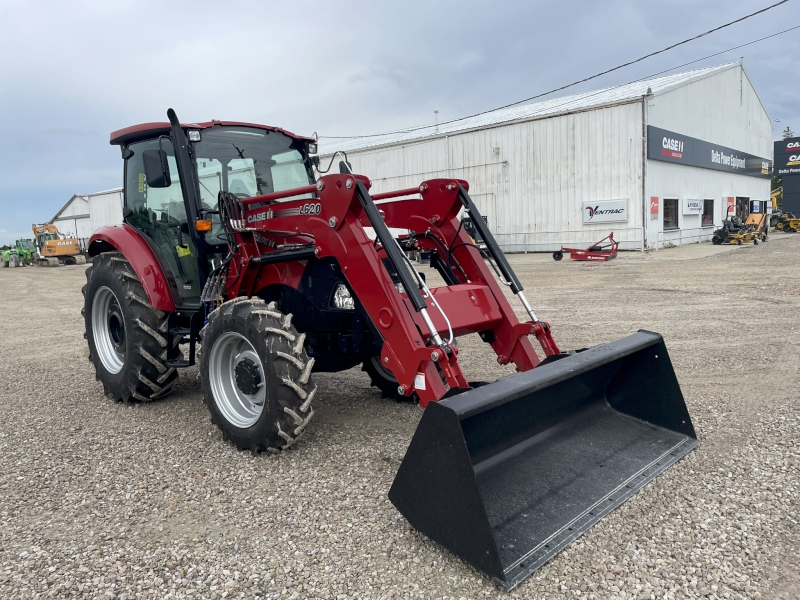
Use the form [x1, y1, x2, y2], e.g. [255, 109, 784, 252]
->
[0, 234, 798, 600]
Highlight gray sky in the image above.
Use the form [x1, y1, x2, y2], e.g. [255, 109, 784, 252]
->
[0, 0, 797, 245]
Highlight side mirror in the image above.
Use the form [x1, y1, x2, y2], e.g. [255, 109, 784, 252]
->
[142, 149, 171, 188]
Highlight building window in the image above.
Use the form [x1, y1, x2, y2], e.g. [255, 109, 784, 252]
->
[702, 199, 714, 227]
[663, 199, 679, 230]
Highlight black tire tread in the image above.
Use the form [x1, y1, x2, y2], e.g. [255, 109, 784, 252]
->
[83, 252, 179, 404]
[199, 298, 315, 452]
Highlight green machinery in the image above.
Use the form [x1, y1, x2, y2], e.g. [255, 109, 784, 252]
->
[1, 239, 36, 268]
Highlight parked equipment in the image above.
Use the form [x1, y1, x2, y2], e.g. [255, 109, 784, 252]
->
[712, 209, 759, 245]
[82, 109, 698, 589]
[744, 213, 769, 242]
[776, 212, 800, 233]
[553, 232, 618, 261]
[32, 223, 86, 266]
[0, 248, 18, 268]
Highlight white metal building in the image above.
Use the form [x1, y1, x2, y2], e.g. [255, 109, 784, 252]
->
[320, 62, 772, 250]
[50, 188, 123, 244]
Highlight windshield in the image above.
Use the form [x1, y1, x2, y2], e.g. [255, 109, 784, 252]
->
[191, 126, 314, 245]
[19, 240, 34, 250]
[192, 126, 314, 204]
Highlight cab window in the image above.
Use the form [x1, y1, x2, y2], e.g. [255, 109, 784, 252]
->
[124, 138, 185, 222]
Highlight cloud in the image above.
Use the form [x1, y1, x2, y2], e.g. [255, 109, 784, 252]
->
[0, 0, 797, 246]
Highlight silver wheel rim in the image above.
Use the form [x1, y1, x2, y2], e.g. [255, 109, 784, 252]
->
[92, 286, 126, 374]
[209, 332, 266, 428]
[371, 356, 398, 383]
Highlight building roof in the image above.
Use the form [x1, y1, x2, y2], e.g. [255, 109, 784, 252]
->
[50, 188, 123, 222]
[320, 62, 739, 154]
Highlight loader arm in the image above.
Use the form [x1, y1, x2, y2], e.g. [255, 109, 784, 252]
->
[218, 175, 554, 405]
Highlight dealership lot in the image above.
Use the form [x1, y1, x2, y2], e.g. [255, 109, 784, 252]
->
[1, 236, 798, 600]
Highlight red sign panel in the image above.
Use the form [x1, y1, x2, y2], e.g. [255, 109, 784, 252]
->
[649, 197, 659, 220]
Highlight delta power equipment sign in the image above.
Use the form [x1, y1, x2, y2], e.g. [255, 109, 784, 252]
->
[774, 137, 800, 176]
[648, 126, 771, 178]
[582, 199, 628, 223]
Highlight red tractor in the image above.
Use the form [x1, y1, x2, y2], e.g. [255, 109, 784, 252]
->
[83, 109, 697, 589]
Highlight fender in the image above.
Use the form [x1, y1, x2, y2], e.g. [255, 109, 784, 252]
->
[89, 224, 177, 312]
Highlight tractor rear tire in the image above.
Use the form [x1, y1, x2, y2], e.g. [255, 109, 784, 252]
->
[82, 252, 179, 403]
[8, 254, 20, 268]
[199, 298, 315, 452]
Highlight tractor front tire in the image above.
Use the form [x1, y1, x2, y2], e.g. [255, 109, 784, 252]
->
[362, 355, 407, 402]
[83, 252, 179, 403]
[8, 254, 20, 268]
[199, 298, 315, 452]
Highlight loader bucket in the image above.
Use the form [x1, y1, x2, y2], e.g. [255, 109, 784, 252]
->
[388, 330, 697, 590]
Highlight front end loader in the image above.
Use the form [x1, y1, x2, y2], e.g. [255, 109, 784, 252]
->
[83, 109, 697, 589]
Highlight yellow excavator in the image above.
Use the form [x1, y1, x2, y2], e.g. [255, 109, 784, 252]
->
[32, 223, 87, 266]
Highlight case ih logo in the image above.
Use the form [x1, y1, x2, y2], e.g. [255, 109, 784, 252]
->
[585, 205, 624, 220]
[662, 136, 684, 159]
[245, 203, 321, 224]
[247, 209, 273, 224]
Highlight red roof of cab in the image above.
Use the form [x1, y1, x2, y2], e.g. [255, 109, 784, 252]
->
[109, 120, 315, 145]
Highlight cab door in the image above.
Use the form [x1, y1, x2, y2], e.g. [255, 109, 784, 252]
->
[123, 137, 202, 308]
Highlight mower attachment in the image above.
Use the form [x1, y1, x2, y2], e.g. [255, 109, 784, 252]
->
[553, 232, 618, 262]
[389, 330, 697, 589]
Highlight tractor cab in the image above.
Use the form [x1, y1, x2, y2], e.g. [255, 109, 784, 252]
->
[110, 113, 318, 308]
[17, 239, 35, 252]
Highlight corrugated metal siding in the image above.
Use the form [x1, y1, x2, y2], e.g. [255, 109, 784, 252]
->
[321, 63, 735, 154]
[52, 190, 124, 242]
[347, 102, 644, 251]
[645, 64, 771, 247]
[52, 215, 93, 240]
[647, 161, 770, 245]
[647, 64, 771, 158]
[56, 197, 89, 218]
[89, 190, 124, 233]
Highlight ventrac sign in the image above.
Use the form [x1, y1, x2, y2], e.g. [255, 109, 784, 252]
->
[582, 199, 628, 224]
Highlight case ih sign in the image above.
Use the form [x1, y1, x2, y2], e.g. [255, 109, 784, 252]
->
[648, 126, 771, 178]
[774, 137, 800, 176]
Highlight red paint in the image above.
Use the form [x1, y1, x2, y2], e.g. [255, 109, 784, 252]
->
[95, 174, 555, 406]
[216, 175, 547, 405]
[558, 232, 618, 262]
[88, 225, 177, 312]
[650, 197, 659, 215]
[109, 120, 315, 146]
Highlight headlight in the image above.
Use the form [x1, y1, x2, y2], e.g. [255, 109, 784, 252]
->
[332, 283, 354, 310]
